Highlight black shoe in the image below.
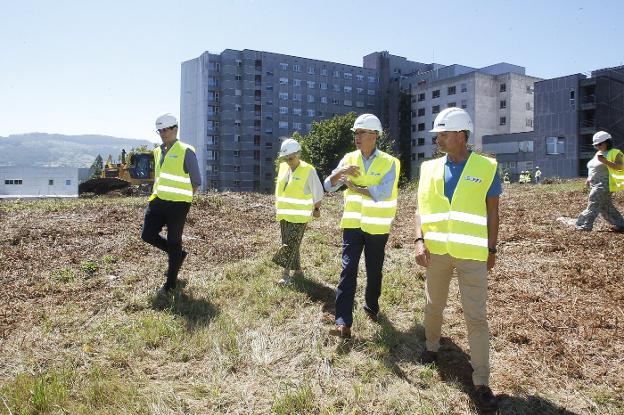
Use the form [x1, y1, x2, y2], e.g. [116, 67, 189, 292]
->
[363, 306, 378, 323]
[419, 349, 438, 365]
[475, 385, 498, 411]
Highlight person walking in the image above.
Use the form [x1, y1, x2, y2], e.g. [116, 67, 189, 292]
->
[141, 113, 201, 294]
[324, 113, 400, 338]
[272, 138, 324, 284]
[534, 166, 542, 184]
[576, 131, 624, 231]
[414, 107, 501, 411]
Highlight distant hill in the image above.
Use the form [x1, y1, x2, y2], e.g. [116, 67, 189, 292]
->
[0, 133, 155, 167]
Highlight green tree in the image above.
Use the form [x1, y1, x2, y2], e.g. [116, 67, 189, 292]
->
[297, 112, 396, 180]
[89, 154, 103, 179]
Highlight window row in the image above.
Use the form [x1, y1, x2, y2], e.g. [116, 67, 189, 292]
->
[277, 63, 377, 83]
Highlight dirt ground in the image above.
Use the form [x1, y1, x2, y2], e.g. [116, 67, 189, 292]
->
[1, 182, 622, 412]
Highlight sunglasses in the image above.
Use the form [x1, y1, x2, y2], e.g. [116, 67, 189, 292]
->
[157, 125, 177, 134]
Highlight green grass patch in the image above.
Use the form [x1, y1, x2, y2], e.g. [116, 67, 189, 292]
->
[272, 382, 317, 415]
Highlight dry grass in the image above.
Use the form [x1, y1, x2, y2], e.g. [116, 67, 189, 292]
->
[0, 182, 622, 414]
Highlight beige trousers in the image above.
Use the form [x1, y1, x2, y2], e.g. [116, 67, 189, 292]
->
[424, 253, 490, 386]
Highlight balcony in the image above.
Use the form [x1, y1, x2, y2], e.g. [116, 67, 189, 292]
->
[579, 119, 596, 135]
[580, 94, 596, 110]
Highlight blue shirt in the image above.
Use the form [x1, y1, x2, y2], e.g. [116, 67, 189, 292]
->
[323, 149, 397, 201]
[443, 154, 502, 201]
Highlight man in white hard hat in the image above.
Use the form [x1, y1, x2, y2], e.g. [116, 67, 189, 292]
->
[272, 138, 324, 284]
[534, 166, 542, 184]
[324, 113, 400, 338]
[576, 131, 624, 231]
[141, 113, 201, 295]
[414, 107, 501, 410]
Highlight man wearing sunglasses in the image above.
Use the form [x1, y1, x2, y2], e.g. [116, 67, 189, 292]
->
[141, 113, 201, 295]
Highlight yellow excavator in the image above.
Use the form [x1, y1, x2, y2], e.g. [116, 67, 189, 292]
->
[79, 151, 155, 195]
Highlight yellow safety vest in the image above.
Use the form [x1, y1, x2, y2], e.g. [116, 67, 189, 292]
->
[150, 140, 195, 203]
[275, 160, 315, 223]
[418, 153, 497, 261]
[339, 150, 400, 235]
[605, 149, 624, 192]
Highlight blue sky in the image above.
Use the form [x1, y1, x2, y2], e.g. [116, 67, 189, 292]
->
[2, 0, 622, 142]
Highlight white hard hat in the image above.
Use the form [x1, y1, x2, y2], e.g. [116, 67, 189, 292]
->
[351, 113, 383, 136]
[279, 138, 301, 157]
[592, 131, 611, 145]
[430, 107, 473, 133]
[155, 113, 178, 129]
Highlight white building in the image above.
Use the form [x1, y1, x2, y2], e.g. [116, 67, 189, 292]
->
[407, 63, 541, 173]
[0, 167, 88, 198]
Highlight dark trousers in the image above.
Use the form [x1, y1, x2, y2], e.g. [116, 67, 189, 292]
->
[335, 228, 389, 327]
[141, 197, 191, 288]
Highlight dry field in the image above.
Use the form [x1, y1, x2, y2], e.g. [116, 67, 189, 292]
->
[0, 181, 622, 414]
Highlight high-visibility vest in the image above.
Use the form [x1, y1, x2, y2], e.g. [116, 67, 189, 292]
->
[339, 150, 400, 235]
[605, 149, 624, 192]
[275, 160, 315, 223]
[417, 153, 497, 262]
[149, 140, 195, 203]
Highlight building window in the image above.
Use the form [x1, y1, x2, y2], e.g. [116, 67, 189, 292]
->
[279, 106, 288, 114]
[280, 63, 288, 71]
[526, 102, 532, 110]
[234, 120, 241, 127]
[320, 68, 328, 76]
[279, 92, 288, 100]
[320, 82, 327, 90]
[234, 165, 240, 172]
[235, 75, 242, 81]
[293, 122, 302, 130]
[355, 101, 364, 108]
[368, 76, 377, 83]
[293, 79, 302, 87]
[344, 100, 352, 106]
[418, 152, 425, 159]
[265, 142, 273, 149]
[356, 74, 364, 81]
[367, 89, 375, 96]
[447, 102, 456, 108]
[307, 81, 315, 89]
[332, 98, 340, 105]
[499, 116, 506, 125]
[418, 123, 425, 131]
[500, 100, 507, 109]
[526, 85, 533, 94]
[447, 86, 456, 95]
[320, 96, 328, 104]
[333, 84, 340, 92]
[307, 95, 315, 103]
[418, 137, 425, 146]
[293, 108, 302, 116]
[546, 137, 565, 154]
[233, 180, 240, 186]
[526, 118, 534, 127]
[356, 87, 364, 94]
[344, 72, 352, 80]
[279, 121, 289, 129]
[411, 153, 416, 161]
[417, 93, 425, 102]
[432, 105, 440, 114]
[235, 89, 242, 96]
[432, 90, 440, 99]
[500, 83, 506, 92]
[293, 93, 302, 102]
[254, 135, 260, 145]
[333, 70, 340, 78]
[293, 64, 301, 72]
[234, 135, 240, 143]
[279, 77, 288, 85]
[460, 83, 467, 93]
[461, 99, 468, 109]
[307, 109, 315, 117]
[417, 108, 425, 116]
[344, 86, 352, 93]
[233, 150, 240, 157]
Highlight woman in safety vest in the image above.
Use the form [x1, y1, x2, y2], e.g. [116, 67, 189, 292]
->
[272, 138, 324, 284]
[576, 131, 624, 231]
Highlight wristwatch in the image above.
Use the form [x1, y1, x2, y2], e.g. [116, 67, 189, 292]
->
[488, 247, 497, 254]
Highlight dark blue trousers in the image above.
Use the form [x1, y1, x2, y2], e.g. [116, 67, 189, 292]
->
[335, 228, 389, 327]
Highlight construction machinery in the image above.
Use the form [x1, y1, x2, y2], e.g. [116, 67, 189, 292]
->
[79, 151, 155, 196]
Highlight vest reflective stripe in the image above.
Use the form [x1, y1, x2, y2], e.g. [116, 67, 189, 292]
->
[150, 140, 195, 202]
[417, 153, 497, 261]
[275, 161, 315, 223]
[606, 149, 624, 192]
[339, 150, 400, 235]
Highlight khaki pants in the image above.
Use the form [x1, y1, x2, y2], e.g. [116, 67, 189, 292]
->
[424, 253, 490, 386]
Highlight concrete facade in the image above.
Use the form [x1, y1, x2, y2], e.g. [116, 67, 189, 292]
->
[0, 167, 86, 198]
[407, 63, 541, 176]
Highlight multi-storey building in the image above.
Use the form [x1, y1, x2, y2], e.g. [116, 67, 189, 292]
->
[180, 49, 435, 192]
[406, 63, 541, 174]
[483, 65, 624, 179]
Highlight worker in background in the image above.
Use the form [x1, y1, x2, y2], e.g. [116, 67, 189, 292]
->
[576, 131, 624, 231]
[121, 149, 127, 164]
[324, 114, 400, 339]
[526, 169, 532, 184]
[141, 113, 201, 295]
[534, 166, 542, 184]
[414, 107, 501, 411]
[272, 138, 324, 284]
[502, 171, 510, 185]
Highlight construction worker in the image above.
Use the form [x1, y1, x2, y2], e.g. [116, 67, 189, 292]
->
[534, 166, 542, 184]
[576, 131, 624, 231]
[414, 107, 501, 411]
[324, 113, 400, 338]
[502, 171, 510, 185]
[273, 138, 324, 284]
[141, 113, 201, 295]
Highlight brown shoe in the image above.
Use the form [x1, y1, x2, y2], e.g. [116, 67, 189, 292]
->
[475, 385, 498, 411]
[328, 325, 351, 338]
